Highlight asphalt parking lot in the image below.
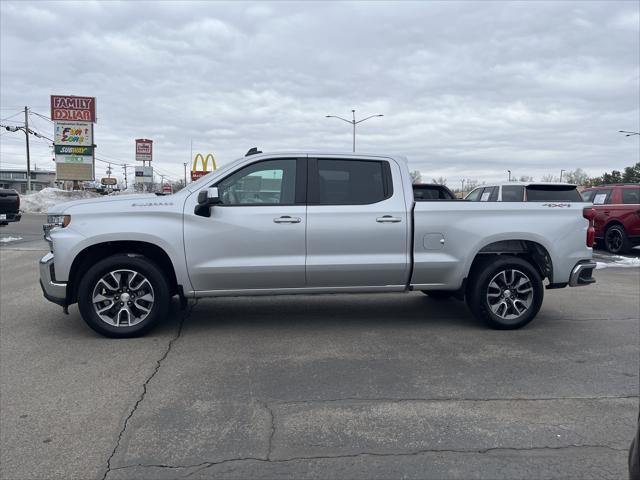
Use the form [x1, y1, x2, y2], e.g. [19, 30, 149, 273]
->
[1, 215, 639, 479]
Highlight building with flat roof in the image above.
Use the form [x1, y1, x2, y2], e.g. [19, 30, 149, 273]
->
[0, 169, 56, 193]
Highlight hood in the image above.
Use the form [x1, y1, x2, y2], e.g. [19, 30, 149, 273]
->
[47, 194, 164, 215]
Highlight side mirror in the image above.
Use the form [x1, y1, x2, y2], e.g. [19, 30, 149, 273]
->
[195, 187, 220, 217]
[197, 187, 220, 205]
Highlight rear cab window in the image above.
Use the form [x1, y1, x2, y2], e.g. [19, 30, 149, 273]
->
[525, 185, 582, 202]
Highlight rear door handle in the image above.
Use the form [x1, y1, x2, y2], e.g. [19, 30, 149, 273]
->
[376, 215, 401, 223]
[273, 216, 301, 224]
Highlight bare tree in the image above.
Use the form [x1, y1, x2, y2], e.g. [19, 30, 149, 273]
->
[431, 176, 447, 185]
[465, 179, 479, 191]
[540, 174, 557, 182]
[518, 175, 534, 182]
[409, 170, 422, 184]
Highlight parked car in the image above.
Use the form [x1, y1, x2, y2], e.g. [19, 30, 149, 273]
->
[413, 183, 457, 201]
[40, 151, 596, 337]
[581, 184, 640, 254]
[465, 182, 583, 202]
[0, 188, 21, 226]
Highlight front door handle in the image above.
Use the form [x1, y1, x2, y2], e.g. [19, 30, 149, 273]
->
[273, 216, 301, 224]
[376, 215, 402, 223]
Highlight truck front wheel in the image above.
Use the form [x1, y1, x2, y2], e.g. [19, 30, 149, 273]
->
[77, 254, 170, 338]
[466, 256, 543, 330]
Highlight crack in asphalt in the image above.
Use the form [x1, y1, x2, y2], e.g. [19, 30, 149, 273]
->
[107, 444, 628, 477]
[101, 300, 196, 480]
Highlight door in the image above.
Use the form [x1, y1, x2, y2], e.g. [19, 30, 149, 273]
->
[305, 157, 409, 287]
[590, 188, 613, 235]
[184, 158, 307, 292]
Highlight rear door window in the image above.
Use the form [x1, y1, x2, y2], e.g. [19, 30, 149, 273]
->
[501, 185, 525, 202]
[622, 188, 640, 204]
[311, 159, 391, 205]
[525, 185, 583, 202]
[591, 189, 612, 205]
[479, 187, 495, 202]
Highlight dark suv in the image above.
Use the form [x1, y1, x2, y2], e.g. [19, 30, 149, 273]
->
[581, 184, 640, 254]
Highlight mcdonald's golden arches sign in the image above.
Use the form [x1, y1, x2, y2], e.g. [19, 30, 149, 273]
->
[191, 153, 217, 181]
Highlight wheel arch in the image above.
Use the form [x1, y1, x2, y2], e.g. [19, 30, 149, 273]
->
[66, 241, 179, 306]
[467, 239, 553, 283]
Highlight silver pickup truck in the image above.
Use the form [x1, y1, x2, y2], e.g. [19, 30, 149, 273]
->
[40, 152, 597, 337]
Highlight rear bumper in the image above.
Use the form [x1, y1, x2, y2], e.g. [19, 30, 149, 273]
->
[0, 212, 21, 224]
[39, 252, 67, 306]
[569, 261, 597, 287]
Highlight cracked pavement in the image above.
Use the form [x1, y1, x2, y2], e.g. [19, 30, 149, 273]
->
[1, 244, 639, 479]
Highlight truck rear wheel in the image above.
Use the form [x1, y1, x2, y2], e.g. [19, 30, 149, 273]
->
[466, 256, 543, 330]
[77, 254, 170, 338]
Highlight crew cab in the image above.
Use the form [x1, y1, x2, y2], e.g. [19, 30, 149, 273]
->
[581, 184, 640, 254]
[0, 189, 21, 226]
[40, 152, 597, 337]
[465, 182, 582, 202]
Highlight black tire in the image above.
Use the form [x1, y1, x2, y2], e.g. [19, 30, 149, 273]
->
[466, 256, 543, 330]
[604, 224, 632, 255]
[421, 290, 454, 300]
[77, 254, 170, 338]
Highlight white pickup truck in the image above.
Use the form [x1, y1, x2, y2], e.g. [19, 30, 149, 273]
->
[40, 151, 597, 337]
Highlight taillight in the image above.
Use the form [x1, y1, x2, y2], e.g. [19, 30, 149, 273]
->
[583, 207, 596, 247]
[16, 195, 20, 211]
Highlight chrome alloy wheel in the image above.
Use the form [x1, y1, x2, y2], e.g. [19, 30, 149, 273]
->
[486, 269, 533, 321]
[91, 269, 155, 327]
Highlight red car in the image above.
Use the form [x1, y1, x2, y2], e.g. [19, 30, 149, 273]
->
[581, 184, 640, 254]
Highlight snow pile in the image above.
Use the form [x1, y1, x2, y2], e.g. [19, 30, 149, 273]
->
[0, 236, 22, 243]
[21, 188, 101, 213]
[595, 255, 640, 270]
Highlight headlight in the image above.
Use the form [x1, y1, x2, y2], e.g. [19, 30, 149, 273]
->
[46, 214, 71, 228]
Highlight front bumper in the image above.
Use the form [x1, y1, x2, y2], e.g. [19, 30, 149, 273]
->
[39, 252, 67, 306]
[569, 261, 597, 287]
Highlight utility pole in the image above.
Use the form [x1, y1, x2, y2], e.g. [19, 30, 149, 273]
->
[461, 179, 465, 196]
[560, 169, 565, 182]
[123, 164, 129, 190]
[183, 162, 188, 186]
[24, 106, 31, 192]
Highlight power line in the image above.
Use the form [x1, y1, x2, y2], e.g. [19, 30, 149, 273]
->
[29, 111, 54, 123]
[0, 111, 23, 122]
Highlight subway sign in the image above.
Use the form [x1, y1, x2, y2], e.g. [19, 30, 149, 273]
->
[54, 145, 94, 156]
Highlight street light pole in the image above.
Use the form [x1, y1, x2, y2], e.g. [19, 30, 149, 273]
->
[560, 169, 565, 182]
[24, 106, 31, 192]
[619, 130, 640, 136]
[326, 109, 384, 152]
[183, 162, 188, 186]
[507, 170, 511, 182]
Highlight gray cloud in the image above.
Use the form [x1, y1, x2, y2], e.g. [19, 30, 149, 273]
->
[1, 0, 638, 184]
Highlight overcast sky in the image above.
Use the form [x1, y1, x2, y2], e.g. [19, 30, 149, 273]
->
[1, 0, 638, 185]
